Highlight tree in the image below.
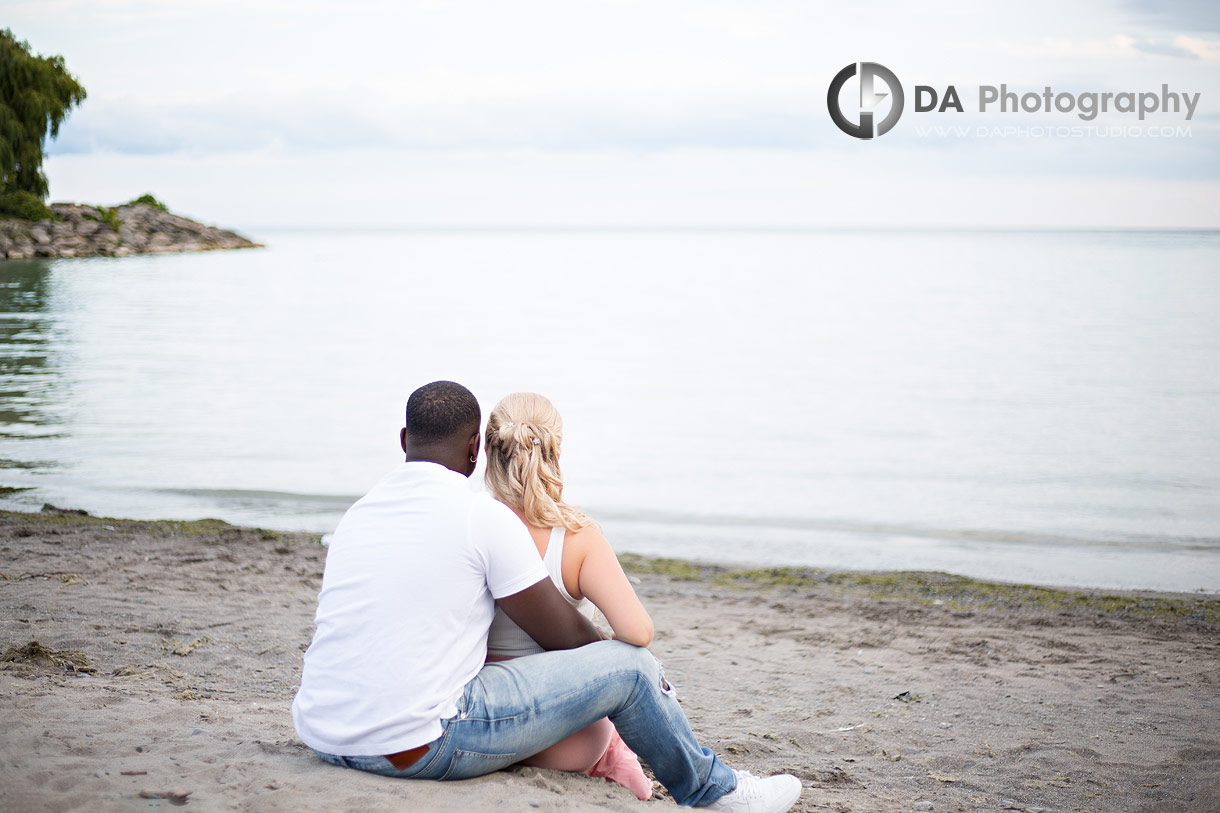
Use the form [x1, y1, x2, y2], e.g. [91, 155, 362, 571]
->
[0, 29, 87, 201]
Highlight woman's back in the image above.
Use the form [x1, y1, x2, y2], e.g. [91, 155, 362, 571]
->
[481, 392, 653, 649]
[478, 392, 657, 800]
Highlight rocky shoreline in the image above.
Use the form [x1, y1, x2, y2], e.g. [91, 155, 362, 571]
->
[0, 202, 261, 260]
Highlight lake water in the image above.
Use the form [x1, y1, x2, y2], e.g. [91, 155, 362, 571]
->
[2, 228, 1218, 593]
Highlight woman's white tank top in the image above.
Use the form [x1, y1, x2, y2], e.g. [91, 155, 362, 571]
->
[486, 525, 595, 658]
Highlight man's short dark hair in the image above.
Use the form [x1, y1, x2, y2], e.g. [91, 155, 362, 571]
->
[405, 381, 481, 443]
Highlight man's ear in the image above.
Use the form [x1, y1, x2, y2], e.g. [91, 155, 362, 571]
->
[464, 432, 481, 477]
[400, 427, 409, 455]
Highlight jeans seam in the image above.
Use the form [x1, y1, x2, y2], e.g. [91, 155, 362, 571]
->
[465, 668, 635, 724]
[410, 721, 456, 777]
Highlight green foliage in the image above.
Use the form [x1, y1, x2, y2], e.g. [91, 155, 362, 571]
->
[128, 193, 168, 212]
[96, 206, 120, 231]
[0, 508, 323, 544]
[0, 29, 87, 200]
[0, 189, 52, 220]
[618, 552, 1220, 627]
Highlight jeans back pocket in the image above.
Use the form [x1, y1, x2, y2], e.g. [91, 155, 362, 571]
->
[439, 749, 518, 781]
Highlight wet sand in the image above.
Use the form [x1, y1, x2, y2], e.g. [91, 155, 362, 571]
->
[1, 509, 1217, 811]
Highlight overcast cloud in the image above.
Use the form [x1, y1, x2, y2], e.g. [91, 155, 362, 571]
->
[7, 0, 1218, 227]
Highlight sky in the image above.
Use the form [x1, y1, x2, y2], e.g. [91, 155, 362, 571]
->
[6, 0, 1220, 228]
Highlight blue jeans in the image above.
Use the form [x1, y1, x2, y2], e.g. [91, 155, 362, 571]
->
[313, 640, 735, 807]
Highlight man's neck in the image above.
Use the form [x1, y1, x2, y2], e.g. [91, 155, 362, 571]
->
[404, 448, 468, 477]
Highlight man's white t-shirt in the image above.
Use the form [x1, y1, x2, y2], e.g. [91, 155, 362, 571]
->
[291, 461, 548, 756]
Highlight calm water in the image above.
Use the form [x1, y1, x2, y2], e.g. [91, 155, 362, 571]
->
[1, 229, 1218, 592]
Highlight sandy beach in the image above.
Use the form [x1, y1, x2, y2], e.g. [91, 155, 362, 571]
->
[1, 507, 1217, 812]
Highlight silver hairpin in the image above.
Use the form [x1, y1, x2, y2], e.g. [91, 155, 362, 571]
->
[532, 438, 541, 446]
[504, 422, 515, 430]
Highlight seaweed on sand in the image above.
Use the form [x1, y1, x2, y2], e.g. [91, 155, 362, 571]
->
[0, 640, 96, 673]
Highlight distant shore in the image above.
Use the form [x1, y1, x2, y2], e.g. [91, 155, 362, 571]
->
[1, 507, 1217, 811]
[0, 201, 261, 260]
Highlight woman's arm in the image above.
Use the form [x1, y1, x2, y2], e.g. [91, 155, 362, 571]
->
[571, 525, 654, 647]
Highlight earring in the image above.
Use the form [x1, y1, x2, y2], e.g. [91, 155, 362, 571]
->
[469, 455, 478, 464]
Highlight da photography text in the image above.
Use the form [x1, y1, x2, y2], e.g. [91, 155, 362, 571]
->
[827, 61, 1202, 140]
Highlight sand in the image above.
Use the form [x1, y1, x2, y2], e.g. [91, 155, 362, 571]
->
[1, 508, 1217, 812]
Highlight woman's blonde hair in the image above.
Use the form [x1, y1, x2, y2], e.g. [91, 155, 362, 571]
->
[484, 392, 591, 532]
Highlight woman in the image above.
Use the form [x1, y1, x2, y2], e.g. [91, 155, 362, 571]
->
[483, 392, 654, 801]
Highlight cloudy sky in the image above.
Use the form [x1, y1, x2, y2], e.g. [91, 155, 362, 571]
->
[8, 0, 1220, 228]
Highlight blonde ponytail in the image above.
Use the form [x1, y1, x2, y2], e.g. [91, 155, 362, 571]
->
[484, 393, 591, 532]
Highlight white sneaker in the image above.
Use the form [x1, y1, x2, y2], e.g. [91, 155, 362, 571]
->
[703, 769, 802, 813]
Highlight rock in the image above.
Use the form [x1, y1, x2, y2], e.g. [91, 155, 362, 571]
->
[137, 790, 191, 805]
[913, 802, 934, 811]
[117, 225, 145, 247]
[2, 201, 262, 261]
[42, 503, 90, 515]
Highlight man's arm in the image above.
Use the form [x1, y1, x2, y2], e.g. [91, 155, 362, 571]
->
[498, 578, 605, 650]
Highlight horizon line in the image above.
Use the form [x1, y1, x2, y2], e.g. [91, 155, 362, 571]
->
[233, 224, 1220, 234]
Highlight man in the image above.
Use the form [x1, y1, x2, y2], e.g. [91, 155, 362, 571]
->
[293, 381, 802, 812]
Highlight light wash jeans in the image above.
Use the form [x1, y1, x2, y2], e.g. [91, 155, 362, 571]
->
[313, 640, 736, 807]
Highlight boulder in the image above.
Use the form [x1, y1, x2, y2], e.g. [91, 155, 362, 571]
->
[1, 201, 261, 260]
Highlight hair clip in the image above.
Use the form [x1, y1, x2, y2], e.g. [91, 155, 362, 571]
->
[532, 438, 541, 446]
[504, 422, 515, 430]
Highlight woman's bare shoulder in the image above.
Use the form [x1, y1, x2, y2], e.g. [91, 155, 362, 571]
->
[565, 520, 610, 552]
[564, 521, 617, 574]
